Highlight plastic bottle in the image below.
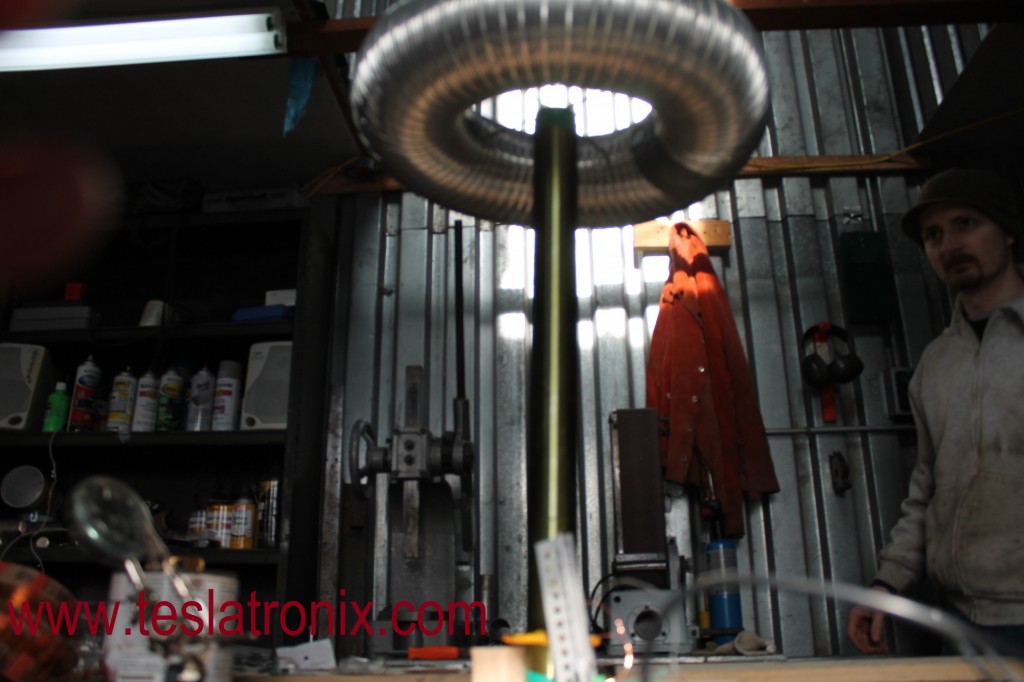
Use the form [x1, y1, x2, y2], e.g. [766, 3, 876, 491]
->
[155, 367, 185, 431]
[105, 368, 137, 434]
[67, 355, 102, 432]
[184, 365, 215, 431]
[205, 499, 233, 548]
[41, 381, 70, 433]
[130, 370, 160, 433]
[211, 360, 242, 431]
[257, 468, 281, 548]
[706, 539, 743, 644]
[229, 495, 257, 549]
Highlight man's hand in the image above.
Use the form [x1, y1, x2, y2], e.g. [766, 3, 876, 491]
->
[847, 586, 892, 653]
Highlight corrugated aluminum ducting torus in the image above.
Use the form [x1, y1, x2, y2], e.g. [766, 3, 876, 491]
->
[351, 0, 770, 227]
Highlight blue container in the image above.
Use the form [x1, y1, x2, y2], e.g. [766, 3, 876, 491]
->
[706, 539, 742, 644]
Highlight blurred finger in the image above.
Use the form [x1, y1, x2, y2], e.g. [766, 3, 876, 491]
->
[870, 611, 888, 652]
[0, 134, 120, 295]
[0, 1, 79, 29]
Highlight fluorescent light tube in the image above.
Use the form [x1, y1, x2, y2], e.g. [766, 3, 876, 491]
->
[0, 10, 286, 71]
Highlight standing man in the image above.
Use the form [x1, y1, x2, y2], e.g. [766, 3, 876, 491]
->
[848, 168, 1024, 654]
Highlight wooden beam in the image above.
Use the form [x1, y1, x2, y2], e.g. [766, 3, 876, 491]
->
[284, 1, 1024, 56]
[317, 173, 405, 195]
[314, 154, 928, 197]
[286, 17, 377, 55]
[633, 219, 733, 252]
[286, 3, 371, 157]
[739, 153, 930, 176]
[234, 656, 1024, 682]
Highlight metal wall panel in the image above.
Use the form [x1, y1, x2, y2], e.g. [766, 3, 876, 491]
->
[329, 20, 995, 657]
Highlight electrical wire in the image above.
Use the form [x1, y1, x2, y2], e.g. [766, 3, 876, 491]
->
[590, 574, 677, 634]
[27, 429, 60, 571]
[0, 431, 60, 571]
[588, 572, 620, 629]
[0, 530, 28, 563]
[587, 575, 662, 670]
[744, 105, 1024, 174]
[301, 157, 361, 197]
[621, 570, 1024, 682]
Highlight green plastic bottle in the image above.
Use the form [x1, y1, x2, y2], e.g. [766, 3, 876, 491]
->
[42, 381, 70, 433]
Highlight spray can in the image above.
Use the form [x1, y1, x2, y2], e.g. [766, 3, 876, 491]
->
[105, 368, 137, 434]
[211, 360, 242, 431]
[184, 365, 215, 432]
[706, 539, 742, 644]
[155, 367, 185, 431]
[131, 371, 160, 433]
[230, 496, 257, 549]
[257, 474, 280, 548]
[41, 381, 70, 433]
[67, 355, 102, 432]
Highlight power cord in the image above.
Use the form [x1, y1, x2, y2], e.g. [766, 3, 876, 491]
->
[744, 105, 1024, 174]
[620, 570, 1023, 682]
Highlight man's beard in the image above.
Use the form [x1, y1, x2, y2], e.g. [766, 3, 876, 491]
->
[942, 253, 1009, 292]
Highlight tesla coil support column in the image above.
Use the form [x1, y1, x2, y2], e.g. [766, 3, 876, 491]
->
[528, 107, 580, 654]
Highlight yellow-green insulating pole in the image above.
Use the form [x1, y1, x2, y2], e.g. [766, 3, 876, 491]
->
[527, 107, 580, 668]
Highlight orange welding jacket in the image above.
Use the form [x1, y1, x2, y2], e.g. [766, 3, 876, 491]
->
[645, 222, 779, 538]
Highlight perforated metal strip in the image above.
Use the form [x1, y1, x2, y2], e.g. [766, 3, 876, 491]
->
[535, 534, 597, 682]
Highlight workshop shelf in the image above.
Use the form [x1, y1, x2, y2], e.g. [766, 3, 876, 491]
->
[0, 206, 337, 647]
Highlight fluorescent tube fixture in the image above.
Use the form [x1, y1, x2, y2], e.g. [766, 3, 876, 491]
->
[0, 10, 286, 72]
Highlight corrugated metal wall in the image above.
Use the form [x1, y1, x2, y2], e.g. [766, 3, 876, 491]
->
[330, 19, 995, 657]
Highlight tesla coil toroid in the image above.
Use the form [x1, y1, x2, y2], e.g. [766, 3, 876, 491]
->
[351, 0, 770, 227]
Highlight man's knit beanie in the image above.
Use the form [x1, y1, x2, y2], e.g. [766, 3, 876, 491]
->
[901, 168, 1021, 246]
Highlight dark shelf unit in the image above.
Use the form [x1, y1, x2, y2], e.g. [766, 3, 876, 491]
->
[2, 545, 280, 566]
[0, 321, 294, 345]
[0, 205, 339, 647]
[0, 430, 286, 448]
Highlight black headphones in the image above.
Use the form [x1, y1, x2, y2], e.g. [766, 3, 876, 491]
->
[800, 323, 864, 388]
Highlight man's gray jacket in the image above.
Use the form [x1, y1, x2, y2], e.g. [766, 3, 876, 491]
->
[875, 294, 1024, 625]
